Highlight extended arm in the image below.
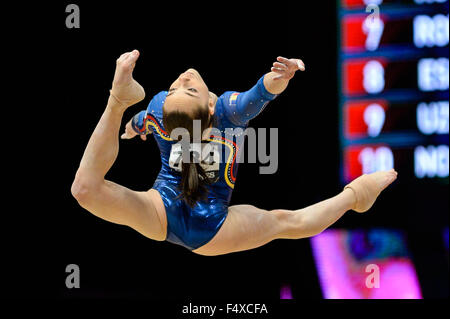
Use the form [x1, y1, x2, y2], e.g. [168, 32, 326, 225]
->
[227, 57, 305, 125]
[263, 56, 305, 95]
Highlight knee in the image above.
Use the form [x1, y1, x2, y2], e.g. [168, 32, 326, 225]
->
[71, 170, 101, 205]
[271, 209, 318, 239]
[270, 209, 299, 239]
[270, 209, 293, 224]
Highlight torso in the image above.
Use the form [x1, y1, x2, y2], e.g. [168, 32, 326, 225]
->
[146, 90, 248, 205]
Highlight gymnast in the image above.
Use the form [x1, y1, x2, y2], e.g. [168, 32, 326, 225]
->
[71, 50, 398, 256]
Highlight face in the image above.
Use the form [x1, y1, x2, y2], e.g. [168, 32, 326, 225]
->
[165, 68, 213, 116]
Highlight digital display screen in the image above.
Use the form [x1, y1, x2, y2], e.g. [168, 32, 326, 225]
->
[310, 229, 423, 299]
[343, 58, 449, 95]
[344, 100, 449, 137]
[342, 0, 449, 9]
[343, 143, 449, 181]
[342, 12, 449, 52]
[338, 0, 449, 184]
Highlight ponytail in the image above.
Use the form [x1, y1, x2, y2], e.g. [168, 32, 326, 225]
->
[162, 100, 217, 207]
[179, 150, 213, 208]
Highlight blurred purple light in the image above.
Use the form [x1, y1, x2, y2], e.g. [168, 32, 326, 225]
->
[310, 229, 423, 299]
[280, 284, 293, 299]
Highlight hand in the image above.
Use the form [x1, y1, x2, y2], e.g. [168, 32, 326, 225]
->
[121, 119, 148, 141]
[271, 56, 305, 81]
[110, 50, 146, 110]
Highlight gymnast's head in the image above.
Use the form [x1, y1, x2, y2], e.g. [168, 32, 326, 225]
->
[162, 68, 216, 207]
[163, 68, 215, 136]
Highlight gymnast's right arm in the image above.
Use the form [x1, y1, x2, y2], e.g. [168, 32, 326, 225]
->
[121, 110, 152, 141]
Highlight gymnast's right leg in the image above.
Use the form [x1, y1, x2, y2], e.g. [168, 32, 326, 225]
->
[71, 50, 167, 241]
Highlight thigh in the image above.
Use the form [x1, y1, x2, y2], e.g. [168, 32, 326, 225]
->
[81, 180, 167, 241]
[192, 204, 287, 256]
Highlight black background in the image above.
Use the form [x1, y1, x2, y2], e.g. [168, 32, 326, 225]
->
[3, 0, 448, 309]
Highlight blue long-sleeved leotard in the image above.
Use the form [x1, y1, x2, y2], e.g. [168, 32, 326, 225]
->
[131, 75, 277, 250]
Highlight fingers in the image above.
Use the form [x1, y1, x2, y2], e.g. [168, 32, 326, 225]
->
[276, 56, 291, 65]
[273, 62, 288, 71]
[271, 59, 291, 80]
[121, 132, 140, 140]
[120, 131, 147, 141]
[271, 61, 288, 77]
[276, 56, 306, 71]
[271, 66, 286, 74]
[271, 56, 306, 80]
[296, 59, 306, 71]
[121, 126, 135, 140]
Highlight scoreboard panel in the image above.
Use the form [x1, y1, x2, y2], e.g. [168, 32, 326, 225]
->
[338, 0, 449, 185]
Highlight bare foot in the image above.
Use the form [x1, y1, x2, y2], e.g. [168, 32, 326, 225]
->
[344, 169, 398, 213]
[110, 50, 145, 110]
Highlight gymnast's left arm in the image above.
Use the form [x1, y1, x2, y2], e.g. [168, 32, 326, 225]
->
[263, 56, 305, 95]
[227, 57, 305, 125]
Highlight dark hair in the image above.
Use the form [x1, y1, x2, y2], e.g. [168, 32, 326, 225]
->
[163, 103, 214, 208]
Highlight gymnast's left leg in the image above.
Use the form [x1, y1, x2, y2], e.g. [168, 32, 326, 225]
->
[193, 169, 397, 256]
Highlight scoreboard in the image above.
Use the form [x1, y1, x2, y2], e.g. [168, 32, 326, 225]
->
[338, 0, 449, 184]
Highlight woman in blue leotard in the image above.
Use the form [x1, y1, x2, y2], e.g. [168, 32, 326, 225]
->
[71, 50, 397, 256]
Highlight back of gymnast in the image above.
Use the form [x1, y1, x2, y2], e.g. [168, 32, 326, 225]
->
[71, 50, 398, 256]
